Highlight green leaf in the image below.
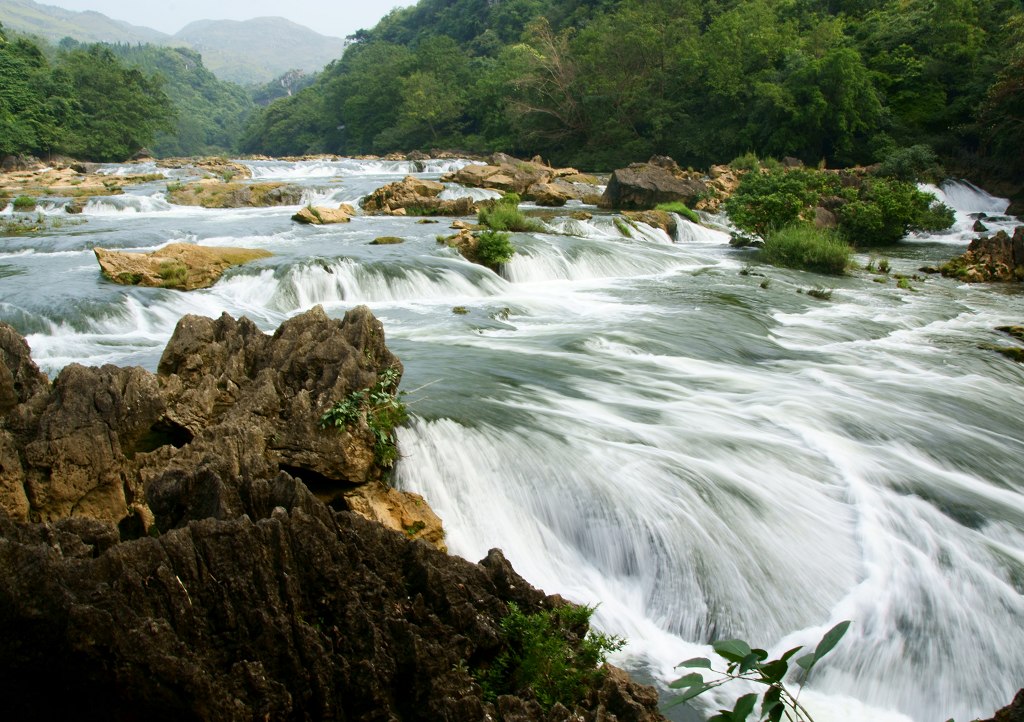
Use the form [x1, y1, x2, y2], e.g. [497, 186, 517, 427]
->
[779, 646, 803, 662]
[814, 620, 851, 661]
[677, 657, 713, 669]
[761, 685, 782, 716]
[733, 693, 758, 720]
[739, 652, 761, 674]
[795, 652, 816, 672]
[713, 639, 752, 663]
[664, 683, 711, 707]
[758, 659, 788, 683]
[751, 648, 769, 661]
[669, 673, 705, 689]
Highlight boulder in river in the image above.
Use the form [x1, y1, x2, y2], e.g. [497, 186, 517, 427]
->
[441, 153, 600, 204]
[599, 156, 708, 211]
[94, 242, 272, 291]
[166, 180, 304, 208]
[940, 226, 1024, 282]
[361, 175, 477, 216]
[292, 203, 356, 224]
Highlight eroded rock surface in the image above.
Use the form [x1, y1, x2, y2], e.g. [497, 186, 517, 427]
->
[941, 227, 1024, 282]
[599, 156, 708, 211]
[167, 180, 304, 208]
[442, 153, 601, 204]
[0, 307, 666, 722]
[360, 175, 477, 216]
[0, 306, 442, 547]
[94, 243, 272, 290]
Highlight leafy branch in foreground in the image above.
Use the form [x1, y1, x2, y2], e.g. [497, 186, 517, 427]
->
[667, 620, 851, 722]
[319, 367, 408, 468]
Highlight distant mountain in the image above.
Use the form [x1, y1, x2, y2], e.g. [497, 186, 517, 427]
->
[169, 17, 346, 85]
[0, 0, 345, 84]
[0, 0, 169, 44]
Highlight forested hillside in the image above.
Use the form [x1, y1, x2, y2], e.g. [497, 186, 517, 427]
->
[242, 0, 1024, 183]
[0, 24, 173, 161]
[70, 41, 257, 157]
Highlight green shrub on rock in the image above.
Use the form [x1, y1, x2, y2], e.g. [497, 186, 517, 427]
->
[477, 602, 624, 711]
[476, 229, 517, 267]
[12, 196, 36, 211]
[838, 178, 953, 245]
[478, 193, 544, 232]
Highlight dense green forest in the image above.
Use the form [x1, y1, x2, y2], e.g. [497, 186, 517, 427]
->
[241, 0, 1024, 180]
[0, 23, 173, 161]
[1, 25, 320, 161]
[69, 40, 256, 158]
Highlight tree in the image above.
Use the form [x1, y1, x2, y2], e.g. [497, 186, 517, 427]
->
[58, 45, 173, 161]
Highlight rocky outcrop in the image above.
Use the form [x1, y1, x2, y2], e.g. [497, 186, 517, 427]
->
[0, 507, 664, 722]
[361, 175, 478, 216]
[0, 306, 443, 548]
[94, 243, 273, 291]
[978, 689, 1024, 722]
[0, 309, 666, 722]
[292, 203, 356, 224]
[599, 156, 708, 211]
[442, 153, 601, 204]
[940, 227, 1024, 282]
[623, 210, 677, 238]
[167, 181, 304, 208]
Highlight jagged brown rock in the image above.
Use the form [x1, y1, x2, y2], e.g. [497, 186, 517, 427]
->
[0, 501, 665, 722]
[599, 157, 708, 211]
[978, 689, 1024, 722]
[0, 306, 442, 548]
[441, 153, 600, 204]
[360, 175, 478, 216]
[0, 309, 667, 722]
[941, 227, 1024, 282]
[292, 203, 355, 224]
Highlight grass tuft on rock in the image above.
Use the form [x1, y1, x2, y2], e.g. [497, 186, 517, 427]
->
[760, 224, 851, 275]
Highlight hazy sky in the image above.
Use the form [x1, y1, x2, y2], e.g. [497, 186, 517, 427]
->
[38, 0, 418, 38]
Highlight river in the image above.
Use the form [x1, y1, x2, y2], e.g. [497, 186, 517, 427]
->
[1, 159, 1022, 722]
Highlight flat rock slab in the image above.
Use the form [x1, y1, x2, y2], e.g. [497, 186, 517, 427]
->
[94, 242, 272, 291]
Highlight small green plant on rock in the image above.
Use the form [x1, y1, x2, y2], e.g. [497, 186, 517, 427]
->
[656, 201, 700, 224]
[667, 620, 850, 722]
[478, 193, 544, 232]
[476, 229, 516, 267]
[157, 260, 189, 287]
[319, 367, 408, 468]
[12, 195, 36, 211]
[477, 602, 625, 711]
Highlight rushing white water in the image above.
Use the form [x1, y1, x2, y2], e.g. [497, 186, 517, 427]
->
[1, 159, 1022, 722]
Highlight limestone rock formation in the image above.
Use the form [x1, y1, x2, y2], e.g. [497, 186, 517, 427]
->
[599, 156, 708, 211]
[0, 309, 667, 722]
[166, 180, 304, 208]
[623, 210, 677, 238]
[979, 689, 1024, 722]
[360, 175, 477, 216]
[0, 507, 665, 722]
[441, 153, 600, 204]
[94, 242, 272, 290]
[292, 203, 356, 224]
[0, 306, 443, 548]
[941, 227, 1024, 282]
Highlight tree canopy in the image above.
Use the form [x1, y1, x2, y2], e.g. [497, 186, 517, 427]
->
[240, 0, 1023, 176]
[0, 25, 174, 161]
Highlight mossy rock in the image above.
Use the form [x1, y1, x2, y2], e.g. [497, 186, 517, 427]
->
[95, 243, 272, 291]
[370, 236, 404, 245]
